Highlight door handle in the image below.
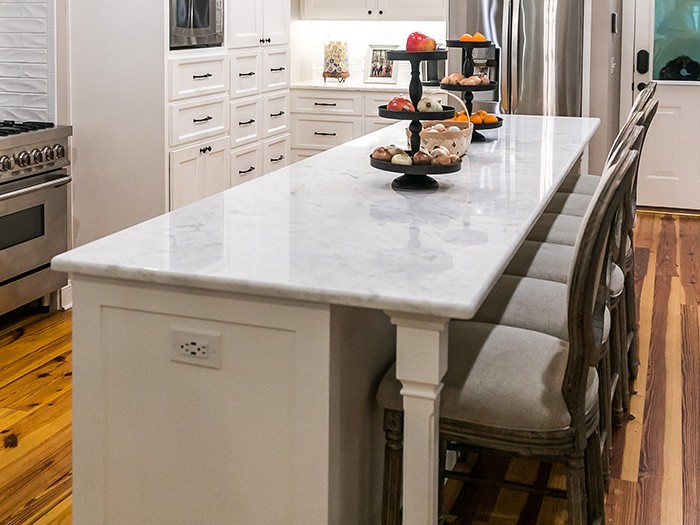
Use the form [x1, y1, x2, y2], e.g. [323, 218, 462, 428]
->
[239, 166, 256, 174]
[637, 49, 650, 74]
[199, 146, 212, 154]
[271, 155, 285, 162]
[193, 116, 213, 124]
[192, 73, 212, 80]
[238, 119, 256, 126]
[314, 132, 336, 136]
[270, 111, 285, 117]
[314, 102, 336, 107]
[270, 67, 286, 72]
[637, 82, 648, 92]
[239, 71, 255, 77]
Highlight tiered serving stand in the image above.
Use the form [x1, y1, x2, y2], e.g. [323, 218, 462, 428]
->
[369, 49, 461, 192]
[441, 40, 503, 142]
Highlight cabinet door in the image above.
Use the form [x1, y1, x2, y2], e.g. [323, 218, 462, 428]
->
[263, 90, 290, 137]
[301, 0, 376, 20]
[170, 95, 229, 147]
[377, 0, 446, 21]
[231, 50, 262, 99]
[263, 134, 290, 174]
[228, 0, 263, 48]
[169, 53, 229, 101]
[262, 47, 290, 92]
[263, 0, 290, 46]
[170, 136, 230, 210]
[230, 143, 264, 187]
[231, 96, 263, 148]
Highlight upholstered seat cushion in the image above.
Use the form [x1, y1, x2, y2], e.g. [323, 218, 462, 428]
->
[545, 192, 593, 217]
[505, 241, 574, 283]
[527, 213, 583, 246]
[471, 274, 610, 343]
[377, 322, 599, 432]
[557, 173, 601, 195]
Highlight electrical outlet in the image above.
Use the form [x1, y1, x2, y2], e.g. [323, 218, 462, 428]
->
[171, 327, 221, 369]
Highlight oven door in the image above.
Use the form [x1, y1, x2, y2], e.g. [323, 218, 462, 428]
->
[170, 0, 223, 49]
[0, 170, 70, 284]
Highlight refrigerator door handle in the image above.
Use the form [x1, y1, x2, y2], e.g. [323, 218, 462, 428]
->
[510, 0, 521, 113]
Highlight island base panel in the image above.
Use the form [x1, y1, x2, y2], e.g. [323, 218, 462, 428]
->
[70, 278, 394, 524]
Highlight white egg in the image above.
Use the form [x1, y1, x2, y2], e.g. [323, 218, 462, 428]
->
[448, 126, 461, 132]
[434, 123, 446, 131]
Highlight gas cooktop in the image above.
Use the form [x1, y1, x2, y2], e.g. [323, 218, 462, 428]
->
[0, 120, 55, 136]
[0, 121, 72, 181]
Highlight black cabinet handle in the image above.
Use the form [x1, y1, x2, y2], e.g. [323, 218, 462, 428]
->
[199, 146, 212, 154]
[270, 66, 286, 72]
[378, 10, 383, 14]
[637, 82, 648, 92]
[239, 71, 255, 77]
[259, 38, 265, 44]
[368, 9, 372, 14]
[637, 49, 650, 74]
[239, 166, 256, 174]
[265, 38, 271, 43]
[271, 155, 285, 162]
[193, 73, 212, 80]
[270, 111, 285, 117]
[193, 116, 213, 123]
[238, 119, 256, 126]
[314, 132, 336, 136]
[314, 102, 336, 107]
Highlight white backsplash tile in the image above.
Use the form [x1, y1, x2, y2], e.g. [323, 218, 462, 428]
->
[0, 0, 54, 122]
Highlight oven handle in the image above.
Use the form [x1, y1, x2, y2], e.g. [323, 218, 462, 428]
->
[0, 175, 71, 202]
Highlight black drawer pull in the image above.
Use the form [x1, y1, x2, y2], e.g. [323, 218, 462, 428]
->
[270, 66, 286, 72]
[265, 38, 271, 43]
[239, 71, 256, 77]
[271, 155, 285, 162]
[239, 166, 256, 174]
[270, 111, 285, 117]
[239, 119, 256, 126]
[193, 73, 213, 80]
[314, 102, 336, 107]
[314, 132, 336, 136]
[193, 116, 213, 123]
[199, 146, 212, 154]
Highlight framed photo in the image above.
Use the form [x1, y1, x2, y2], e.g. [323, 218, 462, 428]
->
[365, 45, 399, 84]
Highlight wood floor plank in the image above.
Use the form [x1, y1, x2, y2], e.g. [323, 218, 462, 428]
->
[0, 351, 71, 412]
[604, 478, 638, 525]
[31, 494, 72, 525]
[660, 277, 684, 523]
[681, 304, 700, 524]
[679, 216, 700, 306]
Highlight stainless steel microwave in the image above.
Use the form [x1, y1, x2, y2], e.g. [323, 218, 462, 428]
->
[170, 0, 224, 49]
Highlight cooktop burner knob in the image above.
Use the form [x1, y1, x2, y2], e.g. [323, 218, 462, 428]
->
[17, 151, 31, 167]
[31, 148, 43, 163]
[0, 155, 15, 171]
[42, 146, 54, 161]
[52, 144, 65, 158]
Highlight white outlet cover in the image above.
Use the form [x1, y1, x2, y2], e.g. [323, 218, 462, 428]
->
[171, 326, 222, 369]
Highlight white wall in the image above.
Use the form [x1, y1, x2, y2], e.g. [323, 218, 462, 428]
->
[0, 0, 56, 122]
[290, 20, 446, 85]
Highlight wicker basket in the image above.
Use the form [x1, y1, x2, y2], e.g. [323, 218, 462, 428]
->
[407, 90, 474, 157]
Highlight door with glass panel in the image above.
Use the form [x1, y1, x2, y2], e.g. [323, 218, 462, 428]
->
[634, 0, 700, 210]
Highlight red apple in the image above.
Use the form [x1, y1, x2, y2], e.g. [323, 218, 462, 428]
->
[387, 96, 415, 112]
[406, 32, 437, 52]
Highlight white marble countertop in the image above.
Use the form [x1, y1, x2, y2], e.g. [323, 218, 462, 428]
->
[53, 115, 599, 319]
[291, 79, 408, 91]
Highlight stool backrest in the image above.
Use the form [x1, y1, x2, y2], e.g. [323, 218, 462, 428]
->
[564, 148, 640, 447]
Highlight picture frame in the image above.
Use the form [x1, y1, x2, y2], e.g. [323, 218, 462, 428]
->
[364, 44, 399, 84]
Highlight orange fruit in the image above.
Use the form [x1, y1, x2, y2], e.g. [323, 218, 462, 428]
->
[459, 33, 474, 42]
[476, 110, 488, 117]
[469, 114, 483, 125]
[483, 114, 499, 124]
[473, 32, 487, 42]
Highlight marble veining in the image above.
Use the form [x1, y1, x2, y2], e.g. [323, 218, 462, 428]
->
[53, 115, 599, 319]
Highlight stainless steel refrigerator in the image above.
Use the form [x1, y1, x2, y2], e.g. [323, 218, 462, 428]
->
[448, 0, 584, 116]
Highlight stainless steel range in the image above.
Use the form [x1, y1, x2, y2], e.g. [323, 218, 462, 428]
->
[0, 121, 72, 316]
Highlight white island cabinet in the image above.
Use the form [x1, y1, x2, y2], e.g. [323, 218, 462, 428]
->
[54, 116, 599, 524]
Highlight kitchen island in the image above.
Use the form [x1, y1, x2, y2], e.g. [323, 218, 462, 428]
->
[54, 115, 599, 525]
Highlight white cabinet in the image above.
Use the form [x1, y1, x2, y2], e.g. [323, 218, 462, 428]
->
[169, 52, 229, 101]
[228, 0, 290, 48]
[170, 94, 229, 147]
[301, 0, 445, 21]
[231, 50, 262, 99]
[262, 48, 290, 92]
[263, 91, 290, 136]
[170, 136, 231, 209]
[290, 87, 403, 160]
[231, 96, 263, 148]
[263, 133, 291, 173]
[230, 143, 263, 187]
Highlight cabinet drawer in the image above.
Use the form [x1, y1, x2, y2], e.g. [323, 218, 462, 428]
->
[262, 47, 290, 92]
[364, 118, 393, 134]
[231, 50, 262, 99]
[363, 91, 406, 116]
[263, 90, 290, 137]
[230, 143, 263, 188]
[263, 134, 290, 174]
[290, 148, 319, 163]
[291, 89, 362, 115]
[291, 115, 363, 149]
[231, 96, 263, 148]
[169, 53, 229, 101]
[170, 95, 229, 146]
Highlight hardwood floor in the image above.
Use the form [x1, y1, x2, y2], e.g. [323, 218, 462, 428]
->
[0, 211, 697, 524]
